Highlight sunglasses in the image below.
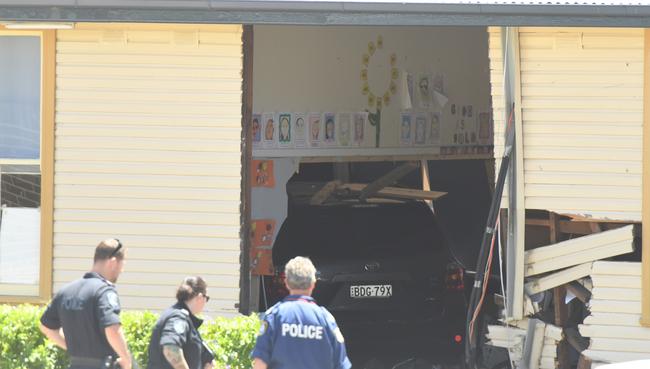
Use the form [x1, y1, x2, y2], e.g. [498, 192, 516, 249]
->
[109, 239, 123, 258]
[202, 293, 210, 303]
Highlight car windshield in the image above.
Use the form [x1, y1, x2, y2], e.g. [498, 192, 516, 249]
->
[273, 201, 442, 262]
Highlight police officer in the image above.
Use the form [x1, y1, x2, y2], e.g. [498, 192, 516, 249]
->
[40, 239, 132, 369]
[251, 256, 351, 369]
[147, 276, 215, 369]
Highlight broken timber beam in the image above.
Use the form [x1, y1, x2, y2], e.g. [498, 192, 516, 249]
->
[524, 225, 635, 277]
[525, 218, 629, 235]
[340, 183, 446, 201]
[359, 161, 419, 201]
[566, 281, 592, 304]
[524, 262, 593, 296]
[309, 180, 341, 205]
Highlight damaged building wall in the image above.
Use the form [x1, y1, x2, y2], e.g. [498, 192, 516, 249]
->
[486, 226, 647, 368]
[488, 27, 644, 221]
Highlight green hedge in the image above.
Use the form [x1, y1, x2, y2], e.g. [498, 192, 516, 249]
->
[0, 305, 260, 369]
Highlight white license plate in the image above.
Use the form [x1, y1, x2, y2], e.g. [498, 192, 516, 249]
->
[349, 284, 392, 298]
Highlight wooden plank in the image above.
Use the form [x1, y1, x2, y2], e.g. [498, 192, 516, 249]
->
[591, 287, 641, 302]
[545, 323, 564, 341]
[309, 180, 341, 205]
[523, 319, 547, 369]
[41, 29, 56, 302]
[579, 324, 650, 341]
[526, 218, 603, 235]
[525, 241, 634, 277]
[539, 357, 556, 369]
[541, 344, 557, 358]
[525, 225, 634, 264]
[591, 275, 642, 289]
[584, 313, 642, 327]
[589, 338, 650, 353]
[592, 261, 642, 276]
[358, 162, 419, 201]
[421, 160, 433, 209]
[340, 183, 447, 201]
[487, 325, 527, 339]
[582, 350, 650, 363]
[525, 263, 593, 295]
[504, 25, 525, 321]
[527, 218, 550, 227]
[588, 300, 641, 315]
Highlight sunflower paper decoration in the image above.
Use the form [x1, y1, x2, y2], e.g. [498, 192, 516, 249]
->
[361, 35, 398, 110]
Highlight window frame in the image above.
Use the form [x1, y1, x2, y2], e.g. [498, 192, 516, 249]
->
[0, 27, 55, 304]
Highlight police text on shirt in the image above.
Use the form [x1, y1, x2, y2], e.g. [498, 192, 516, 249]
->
[281, 323, 324, 340]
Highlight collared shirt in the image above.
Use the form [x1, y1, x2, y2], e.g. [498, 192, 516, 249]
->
[147, 302, 213, 369]
[251, 295, 352, 369]
[40, 272, 121, 359]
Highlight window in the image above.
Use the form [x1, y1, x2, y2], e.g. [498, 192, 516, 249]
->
[0, 30, 54, 301]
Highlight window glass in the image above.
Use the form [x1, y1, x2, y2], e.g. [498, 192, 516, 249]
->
[0, 36, 40, 160]
[0, 36, 41, 290]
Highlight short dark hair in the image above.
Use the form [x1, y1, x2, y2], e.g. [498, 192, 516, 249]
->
[94, 239, 125, 263]
[176, 276, 207, 302]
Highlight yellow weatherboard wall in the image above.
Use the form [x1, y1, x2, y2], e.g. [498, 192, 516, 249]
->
[53, 23, 243, 315]
[489, 27, 644, 221]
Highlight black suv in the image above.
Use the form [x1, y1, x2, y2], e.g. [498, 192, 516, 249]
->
[269, 197, 467, 350]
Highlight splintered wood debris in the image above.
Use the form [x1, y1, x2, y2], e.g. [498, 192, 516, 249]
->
[486, 225, 639, 368]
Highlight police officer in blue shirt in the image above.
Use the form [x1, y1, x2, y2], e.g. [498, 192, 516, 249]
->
[40, 239, 132, 369]
[252, 256, 352, 369]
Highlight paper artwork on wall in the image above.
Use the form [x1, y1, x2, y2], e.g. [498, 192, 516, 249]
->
[353, 112, 367, 146]
[323, 112, 337, 146]
[401, 72, 413, 110]
[432, 73, 449, 108]
[250, 219, 276, 276]
[252, 113, 262, 148]
[414, 113, 427, 145]
[252, 160, 275, 188]
[337, 113, 351, 147]
[262, 113, 277, 149]
[293, 113, 307, 148]
[278, 113, 292, 148]
[478, 112, 492, 145]
[308, 113, 322, 147]
[417, 74, 432, 109]
[400, 113, 412, 146]
[429, 112, 441, 145]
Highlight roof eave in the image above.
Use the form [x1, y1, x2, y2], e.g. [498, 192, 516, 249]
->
[2, 3, 650, 26]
